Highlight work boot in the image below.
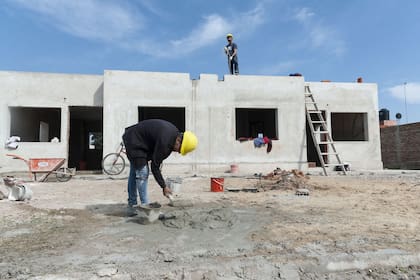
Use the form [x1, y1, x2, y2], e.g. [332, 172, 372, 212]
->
[126, 205, 137, 217]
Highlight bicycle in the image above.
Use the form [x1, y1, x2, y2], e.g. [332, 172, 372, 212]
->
[102, 142, 126, 175]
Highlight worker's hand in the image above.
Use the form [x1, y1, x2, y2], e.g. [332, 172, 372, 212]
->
[163, 186, 172, 198]
[229, 56, 233, 61]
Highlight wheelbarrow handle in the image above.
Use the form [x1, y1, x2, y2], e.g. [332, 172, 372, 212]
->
[6, 154, 32, 180]
[6, 154, 29, 163]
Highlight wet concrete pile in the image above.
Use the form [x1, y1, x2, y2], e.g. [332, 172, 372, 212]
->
[257, 168, 310, 191]
[162, 206, 237, 230]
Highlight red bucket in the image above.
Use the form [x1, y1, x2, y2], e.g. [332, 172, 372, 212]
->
[230, 164, 239, 173]
[210, 178, 224, 192]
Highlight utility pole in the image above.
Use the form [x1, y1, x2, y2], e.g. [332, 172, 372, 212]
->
[404, 82, 408, 124]
[395, 113, 402, 169]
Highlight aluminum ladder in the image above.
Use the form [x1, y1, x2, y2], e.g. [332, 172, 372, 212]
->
[305, 85, 347, 176]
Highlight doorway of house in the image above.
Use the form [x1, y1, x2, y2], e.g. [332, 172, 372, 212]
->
[68, 106, 103, 171]
[306, 111, 327, 167]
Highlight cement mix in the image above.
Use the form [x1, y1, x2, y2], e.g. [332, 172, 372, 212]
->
[162, 206, 237, 230]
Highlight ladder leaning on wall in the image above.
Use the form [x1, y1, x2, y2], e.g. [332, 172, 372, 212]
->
[304, 85, 347, 176]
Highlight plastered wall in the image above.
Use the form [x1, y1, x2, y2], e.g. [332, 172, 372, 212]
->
[0, 71, 103, 172]
[0, 70, 383, 174]
[103, 71, 307, 174]
[307, 82, 383, 169]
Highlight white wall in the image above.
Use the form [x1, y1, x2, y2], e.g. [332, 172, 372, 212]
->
[103, 71, 307, 175]
[0, 70, 383, 174]
[195, 74, 307, 173]
[307, 82, 383, 169]
[103, 70, 193, 172]
[0, 71, 103, 173]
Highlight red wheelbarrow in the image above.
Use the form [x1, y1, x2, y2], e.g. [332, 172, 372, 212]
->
[6, 154, 75, 182]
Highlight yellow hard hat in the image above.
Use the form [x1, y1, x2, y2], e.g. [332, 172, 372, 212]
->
[180, 131, 198, 156]
[226, 33, 233, 38]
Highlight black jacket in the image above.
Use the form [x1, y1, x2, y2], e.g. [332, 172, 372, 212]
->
[122, 119, 179, 189]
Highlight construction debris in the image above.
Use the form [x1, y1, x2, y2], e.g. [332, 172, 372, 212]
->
[226, 187, 258, 193]
[3, 176, 17, 187]
[257, 168, 310, 191]
[2, 177, 33, 201]
[295, 188, 310, 196]
[0, 190, 6, 200]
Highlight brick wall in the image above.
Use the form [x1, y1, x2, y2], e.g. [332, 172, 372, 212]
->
[380, 122, 420, 169]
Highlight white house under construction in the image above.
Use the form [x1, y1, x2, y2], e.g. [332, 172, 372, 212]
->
[0, 70, 383, 174]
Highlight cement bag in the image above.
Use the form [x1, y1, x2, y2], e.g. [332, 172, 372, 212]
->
[8, 184, 32, 201]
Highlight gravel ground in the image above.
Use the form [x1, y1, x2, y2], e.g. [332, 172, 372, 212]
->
[0, 171, 419, 279]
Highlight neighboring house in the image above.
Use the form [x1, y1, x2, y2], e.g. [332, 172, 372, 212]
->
[0, 70, 383, 174]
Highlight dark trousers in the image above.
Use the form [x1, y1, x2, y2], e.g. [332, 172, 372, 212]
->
[229, 58, 239, 75]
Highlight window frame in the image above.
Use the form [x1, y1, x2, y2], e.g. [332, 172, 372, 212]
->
[331, 112, 369, 141]
[235, 108, 278, 140]
[9, 106, 62, 143]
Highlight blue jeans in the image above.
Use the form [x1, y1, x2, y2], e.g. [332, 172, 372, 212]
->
[127, 164, 149, 206]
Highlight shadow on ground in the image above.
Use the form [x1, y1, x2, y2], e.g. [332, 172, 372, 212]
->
[86, 203, 128, 217]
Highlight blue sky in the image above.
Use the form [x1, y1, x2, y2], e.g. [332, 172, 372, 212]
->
[1, 0, 419, 123]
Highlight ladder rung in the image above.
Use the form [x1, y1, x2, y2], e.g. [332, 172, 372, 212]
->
[304, 93, 312, 97]
[308, 110, 322, 113]
[313, 131, 329, 134]
[324, 163, 346, 167]
[311, 121, 326, 124]
[321, 152, 338, 155]
[319, 141, 333, 144]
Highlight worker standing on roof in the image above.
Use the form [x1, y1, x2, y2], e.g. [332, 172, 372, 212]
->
[122, 119, 198, 215]
[224, 33, 239, 75]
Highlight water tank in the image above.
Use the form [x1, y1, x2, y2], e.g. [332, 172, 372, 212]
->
[379, 108, 390, 121]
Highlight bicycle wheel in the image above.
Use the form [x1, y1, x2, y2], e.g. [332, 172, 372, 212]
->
[102, 153, 125, 175]
[56, 167, 72, 182]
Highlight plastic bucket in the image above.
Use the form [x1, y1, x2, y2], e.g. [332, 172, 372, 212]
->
[8, 185, 32, 201]
[170, 182, 181, 193]
[166, 177, 182, 193]
[210, 178, 224, 192]
[230, 164, 239, 173]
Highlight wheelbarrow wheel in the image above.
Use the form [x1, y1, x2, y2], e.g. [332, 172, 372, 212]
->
[56, 167, 72, 182]
[102, 153, 125, 175]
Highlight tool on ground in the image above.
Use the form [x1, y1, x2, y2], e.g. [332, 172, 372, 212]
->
[304, 85, 346, 176]
[167, 194, 175, 204]
[158, 213, 176, 220]
[295, 188, 310, 196]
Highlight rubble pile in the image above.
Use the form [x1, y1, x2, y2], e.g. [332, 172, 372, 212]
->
[257, 168, 310, 191]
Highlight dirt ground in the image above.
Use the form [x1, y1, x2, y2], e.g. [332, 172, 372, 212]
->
[0, 171, 420, 280]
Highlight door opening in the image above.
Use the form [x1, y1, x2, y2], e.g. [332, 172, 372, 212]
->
[306, 111, 327, 167]
[68, 107, 103, 171]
